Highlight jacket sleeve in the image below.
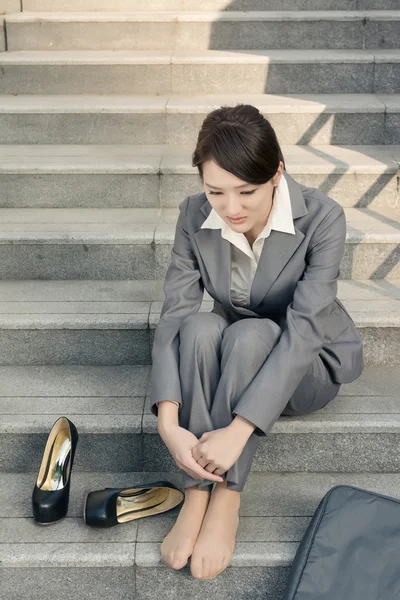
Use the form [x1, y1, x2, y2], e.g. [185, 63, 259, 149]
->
[150, 196, 205, 417]
[232, 204, 347, 437]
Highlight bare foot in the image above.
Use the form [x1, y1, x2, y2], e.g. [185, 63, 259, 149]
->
[190, 480, 240, 579]
[160, 486, 211, 570]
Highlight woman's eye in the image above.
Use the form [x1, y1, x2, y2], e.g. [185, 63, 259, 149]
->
[208, 190, 256, 195]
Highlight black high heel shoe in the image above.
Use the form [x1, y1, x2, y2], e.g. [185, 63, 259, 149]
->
[32, 416, 78, 525]
[84, 481, 184, 528]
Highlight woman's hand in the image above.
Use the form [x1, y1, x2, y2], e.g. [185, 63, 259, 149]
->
[158, 423, 224, 483]
[191, 424, 251, 475]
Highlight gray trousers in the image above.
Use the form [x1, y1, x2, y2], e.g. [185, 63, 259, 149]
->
[178, 312, 341, 493]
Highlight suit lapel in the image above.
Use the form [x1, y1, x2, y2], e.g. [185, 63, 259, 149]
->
[192, 228, 257, 317]
[192, 227, 232, 308]
[249, 227, 305, 309]
[193, 170, 308, 313]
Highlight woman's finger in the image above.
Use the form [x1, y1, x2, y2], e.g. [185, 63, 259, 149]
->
[213, 467, 226, 475]
[191, 445, 202, 461]
[195, 456, 209, 469]
[204, 462, 219, 474]
[186, 456, 224, 482]
[191, 445, 212, 468]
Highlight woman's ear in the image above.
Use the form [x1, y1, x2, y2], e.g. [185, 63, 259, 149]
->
[271, 160, 284, 187]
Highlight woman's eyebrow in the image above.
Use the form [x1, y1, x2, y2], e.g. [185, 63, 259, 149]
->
[205, 182, 251, 189]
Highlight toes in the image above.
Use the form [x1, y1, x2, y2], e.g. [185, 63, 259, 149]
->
[191, 554, 225, 580]
[189, 555, 203, 579]
[169, 552, 189, 570]
[161, 549, 188, 570]
[203, 557, 213, 579]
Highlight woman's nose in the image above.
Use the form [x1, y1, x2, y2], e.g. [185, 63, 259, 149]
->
[225, 198, 243, 214]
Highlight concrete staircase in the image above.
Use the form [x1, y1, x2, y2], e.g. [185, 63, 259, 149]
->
[0, 1, 399, 598]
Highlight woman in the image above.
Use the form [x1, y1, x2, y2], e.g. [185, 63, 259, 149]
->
[149, 104, 364, 580]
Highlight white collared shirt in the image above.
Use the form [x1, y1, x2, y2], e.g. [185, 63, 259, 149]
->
[157, 173, 295, 409]
[200, 172, 296, 306]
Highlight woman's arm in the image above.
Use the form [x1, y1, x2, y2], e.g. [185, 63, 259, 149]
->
[150, 195, 205, 421]
[157, 400, 179, 431]
[156, 379, 224, 483]
[232, 204, 348, 437]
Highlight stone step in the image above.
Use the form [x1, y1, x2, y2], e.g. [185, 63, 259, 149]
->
[1, 363, 400, 473]
[1, 144, 399, 210]
[0, 17, 4, 52]
[0, 279, 397, 366]
[3, 468, 400, 597]
[1, 470, 400, 599]
[5, 11, 400, 51]
[17, 0, 400, 12]
[0, 1, 19, 13]
[0, 206, 397, 281]
[1, 94, 400, 146]
[0, 49, 399, 94]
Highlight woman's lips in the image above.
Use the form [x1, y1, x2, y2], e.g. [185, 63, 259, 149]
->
[227, 216, 247, 224]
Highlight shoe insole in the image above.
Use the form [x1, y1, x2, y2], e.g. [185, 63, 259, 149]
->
[36, 425, 72, 491]
[116, 487, 183, 522]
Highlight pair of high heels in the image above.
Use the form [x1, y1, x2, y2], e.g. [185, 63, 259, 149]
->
[32, 416, 184, 527]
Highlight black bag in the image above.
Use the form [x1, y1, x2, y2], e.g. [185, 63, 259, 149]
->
[282, 484, 400, 599]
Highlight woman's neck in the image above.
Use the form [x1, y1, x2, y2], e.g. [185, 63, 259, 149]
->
[244, 188, 275, 247]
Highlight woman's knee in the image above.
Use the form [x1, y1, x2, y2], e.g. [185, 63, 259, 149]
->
[179, 312, 228, 347]
[222, 317, 282, 354]
[281, 358, 341, 416]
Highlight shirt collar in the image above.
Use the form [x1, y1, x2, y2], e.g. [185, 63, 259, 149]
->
[200, 171, 296, 245]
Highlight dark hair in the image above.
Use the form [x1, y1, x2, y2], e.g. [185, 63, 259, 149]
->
[192, 104, 285, 185]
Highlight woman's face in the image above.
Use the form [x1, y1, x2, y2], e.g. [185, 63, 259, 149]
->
[202, 159, 283, 234]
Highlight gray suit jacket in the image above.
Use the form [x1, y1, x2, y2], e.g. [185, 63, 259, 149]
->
[150, 170, 364, 431]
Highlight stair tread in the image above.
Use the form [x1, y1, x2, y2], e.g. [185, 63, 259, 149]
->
[4, 410, 400, 434]
[0, 206, 397, 243]
[0, 364, 400, 433]
[0, 279, 398, 329]
[2, 48, 398, 63]
[16, 0, 400, 13]
[2, 470, 400, 518]
[1, 470, 400, 567]
[1, 92, 399, 112]
[6, 10, 400, 22]
[0, 363, 398, 395]
[0, 143, 398, 173]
